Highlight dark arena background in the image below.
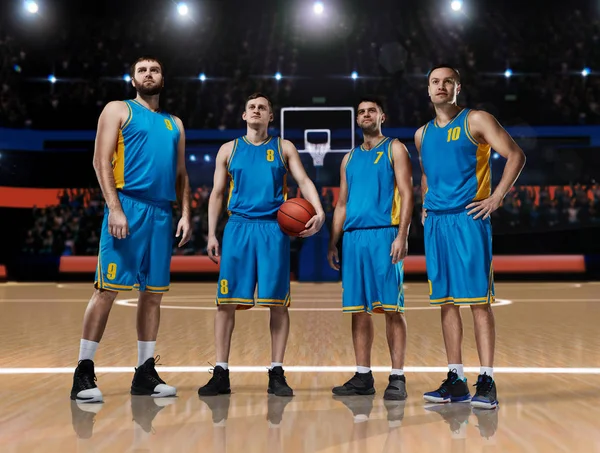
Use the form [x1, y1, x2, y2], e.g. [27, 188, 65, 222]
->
[1, 0, 600, 452]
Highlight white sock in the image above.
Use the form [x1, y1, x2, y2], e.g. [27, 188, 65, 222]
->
[216, 362, 228, 370]
[78, 339, 99, 361]
[137, 341, 156, 367]
[271, 362, 283, 369]
[449, 364, 465, 380]
[357, 366, 371, 374]
[391, 368, 404, 376]
[481, 366, 494, 378]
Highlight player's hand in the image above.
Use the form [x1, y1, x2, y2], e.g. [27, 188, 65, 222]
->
[421, 208, 427, 226]
[327, 243, 340, 270]
[390, 236, 408, 264]
[207, 235, 220, 264]
[108, 209, 129, 239]
[298, 212, 326, 238]
[176, 216, 192, 247]
[466, 194, 502, 220]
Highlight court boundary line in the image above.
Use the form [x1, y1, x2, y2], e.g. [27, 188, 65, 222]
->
[1, 366, 599, 374]
[113, 299, 514, 311]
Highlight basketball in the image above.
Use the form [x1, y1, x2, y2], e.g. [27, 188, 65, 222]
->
[277, 198, 317, 236]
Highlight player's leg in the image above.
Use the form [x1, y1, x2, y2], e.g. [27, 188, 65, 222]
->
[71, 194, 144, 403]
[255, 221, 293, 396]
[425, 213, 466, 375]
[452, 213, 497, 409]
[423, 212, 470, 403]
[124, 201, 176, 398]
[199, 219, 257, 396]
[333, 229, 376, 396]
[371, 227, 408, 400]
[71, 288, 118, 404]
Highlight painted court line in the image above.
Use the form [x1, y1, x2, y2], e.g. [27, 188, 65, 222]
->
[0, 366, 599, 374]
[114, 299, 513, 311]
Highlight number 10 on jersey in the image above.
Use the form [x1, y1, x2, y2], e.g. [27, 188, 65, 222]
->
[447, 127, 461, 142]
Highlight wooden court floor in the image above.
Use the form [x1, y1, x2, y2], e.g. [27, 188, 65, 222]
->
[1, 281, 600, 453]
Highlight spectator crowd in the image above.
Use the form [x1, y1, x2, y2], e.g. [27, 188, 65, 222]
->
[21, 184, 600, 257]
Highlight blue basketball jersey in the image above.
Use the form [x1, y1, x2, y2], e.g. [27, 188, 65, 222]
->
[113, 99, 180, 203]
[420, 108, 492, 211]
[226, 136, 288, 219]
[343, 137, 401, 231]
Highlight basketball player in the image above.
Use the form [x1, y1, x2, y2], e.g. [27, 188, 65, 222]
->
[327, 98, 414, 400]
[416, 65, 526, 409]
[198, 93, 325, 397]
[70, 56, 192, 403]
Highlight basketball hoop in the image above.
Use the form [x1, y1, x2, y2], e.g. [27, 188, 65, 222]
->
[306, 142, 329, 167]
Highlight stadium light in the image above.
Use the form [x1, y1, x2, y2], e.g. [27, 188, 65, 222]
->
[504, 69, 513, 78]
[351, 71, 358, 80]
[177, 2, 189, 16]
[203, 154, 211, 162]
[313, 1, 324, 15]
[199, 73, 206, 81]
[24, 1, 39, 14]
[275, 72, 282, 80]
[582, 67, 590, 77]
[123, 74, 131, 82]
[450, 0, 463, 11]
[189, 154, 197, 162]
[48, 74, 56, 84]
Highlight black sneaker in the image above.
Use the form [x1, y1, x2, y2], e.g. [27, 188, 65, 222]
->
[70, 400, 103, 439]
[383, 374, 407, 400]
[423, 370, 470, 403]
[267, 366, 294, 396]
[198, 366, 231, 396]
[70, 359, 103, 403]
[131, 356, 177, 398]
[470, 374, 498, 409]
[332, 371, 375, 396]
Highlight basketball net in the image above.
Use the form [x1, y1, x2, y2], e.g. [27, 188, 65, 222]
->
[306, 142, 329, 167]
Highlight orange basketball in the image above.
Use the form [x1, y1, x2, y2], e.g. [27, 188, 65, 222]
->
[277, 198, 317, 236]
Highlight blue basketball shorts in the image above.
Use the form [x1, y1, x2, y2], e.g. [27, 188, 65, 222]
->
[95, 192, 173, 293]
[424, 209, 495, 306]
[341, 227, 405, 314]
[216, 216, 291, 310]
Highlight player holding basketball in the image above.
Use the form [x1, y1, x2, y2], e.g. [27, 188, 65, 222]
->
[70, 56, 192, 403]
[416, 65, 525, 409]
[198, 92, 325, 397]
[327, 98, 414, 400]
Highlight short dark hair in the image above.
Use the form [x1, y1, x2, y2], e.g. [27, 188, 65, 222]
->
[357, 96, 385, 113]
[427, 64, 461, 83]
[130, 56, 164, 78]
[245, 92, 273, 112]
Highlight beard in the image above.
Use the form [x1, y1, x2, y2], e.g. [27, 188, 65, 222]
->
[359, 121, 378, 134]
[134, 79, 162, 96]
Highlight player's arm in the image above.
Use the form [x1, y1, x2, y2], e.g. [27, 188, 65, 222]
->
[327, 153, 350, 271]
[206, 141, 233, 263]
[414, 125, 427, 225]
[390, 140, 414, 264]
[466, 110, 527, 219]
[173, 116, 192, 247]
[282, 139, 326, 238]
[92, 101, 129, 239]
